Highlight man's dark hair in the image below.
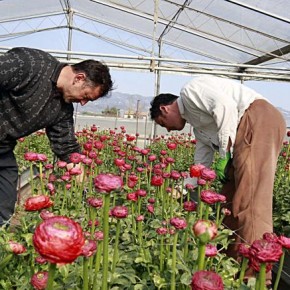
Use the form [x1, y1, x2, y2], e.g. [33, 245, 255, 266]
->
[72, 60, 113, 97]
[150, 93, 179, 120]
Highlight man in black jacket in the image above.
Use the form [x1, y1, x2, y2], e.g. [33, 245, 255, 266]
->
[0, 47, 113, 225]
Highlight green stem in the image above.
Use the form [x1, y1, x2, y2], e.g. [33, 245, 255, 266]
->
[160, 236, 164, 272]
[93, 240, 103, 290]
[256, 262, 266, 290]
[170, 232, 178, 290]
[102, 194, 110, 290]
[83, 257, 89, 290]
[197, 243, 206, 271]
[112, 219, 121, 273]
[238, 257, 249, 286]
[46, 263, 57, 290]
[273, 250, 285, 290]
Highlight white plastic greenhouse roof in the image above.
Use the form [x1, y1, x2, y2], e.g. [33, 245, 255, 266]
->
[1, 0, 290, 81]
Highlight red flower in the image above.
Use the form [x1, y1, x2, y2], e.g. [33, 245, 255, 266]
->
[167, 142, 177, 150]
[249, 239, 283, 263]
[94, 173, 123, 193]
[24, 195, 53, 211]
[33, 216, 85, 264]
[30, 271, 48, 290]
[91, 124, 98, 132]
[191, 270, 224, 290]
[8, 241, 27, 254]
[183, 201, 197, 212]
[189, 164, 205, 178]
[111, 206, 128, 218]
[151, 175, 164, 186]
[192, 220, 218, 244]
[24, 152, 38, 162]
[114, 158, 125, 167]
[170, 217, 187, 230]
[238, 243, 251, 259]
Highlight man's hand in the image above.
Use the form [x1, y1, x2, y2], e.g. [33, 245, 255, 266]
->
[214, 152, 231, 183]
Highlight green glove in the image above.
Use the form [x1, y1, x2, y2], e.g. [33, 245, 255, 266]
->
[214, 152, 231, 183]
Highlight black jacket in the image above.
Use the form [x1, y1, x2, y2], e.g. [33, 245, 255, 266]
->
[0, 47, 80, 162]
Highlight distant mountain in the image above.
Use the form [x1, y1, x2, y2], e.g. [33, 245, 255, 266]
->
[74, 92, 153, 115]
[74, 92, 290, 127]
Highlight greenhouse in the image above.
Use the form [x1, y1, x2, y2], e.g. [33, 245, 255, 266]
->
[0, 1, 290, 289]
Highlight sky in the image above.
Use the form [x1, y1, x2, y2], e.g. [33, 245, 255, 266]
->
[110, 69, 290, 111]
[1, 19, 289, 112]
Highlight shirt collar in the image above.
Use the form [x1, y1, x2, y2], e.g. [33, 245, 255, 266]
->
[177, 97, 185, 116]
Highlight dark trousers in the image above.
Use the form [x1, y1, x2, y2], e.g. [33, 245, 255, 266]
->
[0, 151, 18, 225]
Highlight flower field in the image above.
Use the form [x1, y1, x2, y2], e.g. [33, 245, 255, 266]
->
[0, 126, 289, 290]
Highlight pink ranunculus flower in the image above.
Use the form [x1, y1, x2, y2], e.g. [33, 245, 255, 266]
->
[69, 167, 82, 176]
[39, 209, 55, 220]
[192, 220, 218, 244]
[263, 232, 279, 243]
[200, 167, 217, 182]
[201, 190, 226, 204]
[30, 271, 48, 290]
[94, 173, 123, 193]
[81, 239, 97, 257]
[111, 206, 128, 219]
[205, 244, 218, 257]
[69, 152, 83, 164]
[127, 192, 138, 202]
[156, 227, 168, 235]
[8, 241, 27, 254]
[197, 178, 206, 186]
[191, 270, 224, 290]
[94, 231, 104, 241]
[278, 235, 290, 249]
[56, 160, 67, 168]
[87, 197, 103, 208]
[170, 217, 187, 230]
[37, 154, 48, 162]
[136, 189, 147, 197]
[249, 239, 283, 263]
[33, 216, 85, 264]
[147, 204, 154, 214]
[35, 256, 48, 265]
[136, 215, 144, 222]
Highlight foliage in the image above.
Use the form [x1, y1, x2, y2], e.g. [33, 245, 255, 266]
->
[1, 127, 289, 289]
